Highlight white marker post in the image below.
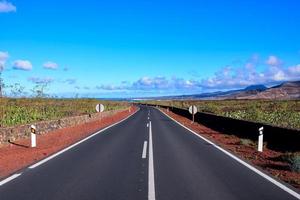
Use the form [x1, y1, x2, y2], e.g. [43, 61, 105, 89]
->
[258, 126, 264, 152]
[30, 125, 37, 148]
[188, 105, 197, 123]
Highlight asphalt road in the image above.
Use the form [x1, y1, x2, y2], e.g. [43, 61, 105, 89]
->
[0, 106, 299, 200]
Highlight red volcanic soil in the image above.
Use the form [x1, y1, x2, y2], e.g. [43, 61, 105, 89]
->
[0, 107, 137, 179]
[161, 108, 300, 190]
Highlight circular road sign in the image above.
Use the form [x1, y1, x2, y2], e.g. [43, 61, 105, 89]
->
[189, 105, 197, 115]
[96, 104, 105, 113]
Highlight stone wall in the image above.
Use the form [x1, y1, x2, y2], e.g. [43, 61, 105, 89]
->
[0, 109, 128, 145]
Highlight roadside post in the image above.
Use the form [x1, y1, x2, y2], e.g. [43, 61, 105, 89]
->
[258, 126, 264, 152]
[95, 104, 105, 121]
[129, 103, 132, 113]
[30, 125, 37, 148]
[188, 105, 197, 123]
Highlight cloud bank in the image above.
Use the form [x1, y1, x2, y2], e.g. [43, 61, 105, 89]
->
[95, 55, 300, 93]
[96, 76, 200, 92]
[199, 55, 300, 89]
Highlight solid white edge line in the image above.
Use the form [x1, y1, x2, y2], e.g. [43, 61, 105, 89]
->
[148, 121, 156, 200]
[142, 141, 148, 159]
[28, 108, 140, 169]
[159, 109, 300, 200]
[0, 173, 22, 186]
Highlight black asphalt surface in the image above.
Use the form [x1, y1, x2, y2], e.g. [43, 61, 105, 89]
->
[0, 105, 299, 200]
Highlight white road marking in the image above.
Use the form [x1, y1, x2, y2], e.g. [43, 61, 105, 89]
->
[148, 121, 156, 200]
[0, 173, 22, 186]
[142, 141, 148, 159]
[159, 109, 300, 199]
[147, 123, 149, 127]
[28, 108, 140, 169]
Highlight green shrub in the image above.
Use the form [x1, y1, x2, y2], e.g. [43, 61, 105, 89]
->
[279, 153, 300, 173]
[239, 139, 254, 146]
[290, 155, 300, 173]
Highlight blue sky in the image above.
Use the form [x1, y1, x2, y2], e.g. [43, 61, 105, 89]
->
[0, 0, 300, 98]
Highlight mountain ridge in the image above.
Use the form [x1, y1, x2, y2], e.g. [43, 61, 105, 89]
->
[135, 80, 300, 100]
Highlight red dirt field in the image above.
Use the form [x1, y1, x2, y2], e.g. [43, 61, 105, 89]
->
[0, 107, 137, 179]
[161, 108, 300, 190]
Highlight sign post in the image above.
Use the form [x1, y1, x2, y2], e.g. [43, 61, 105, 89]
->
[30, 125, 37, 148]
[95, 104, 105, 121]
[188, 105, 197, 123]
[258, 127, 264, 152]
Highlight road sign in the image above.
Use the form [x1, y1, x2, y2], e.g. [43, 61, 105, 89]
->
[96, 104, 105, 113]
[189, 105, 197, 114]
[189, 105, 197, 123]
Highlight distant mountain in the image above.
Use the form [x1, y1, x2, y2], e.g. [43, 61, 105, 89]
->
[167, 84, 269, 100]
[242, 81, 300, 100]
[135, 81, 300, 100]
[244, 84, 268, 91]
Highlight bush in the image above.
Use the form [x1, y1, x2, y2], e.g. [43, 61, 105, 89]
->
[239, 139, 255, 146]
[280, 153, 300, 173]
[290, 155, 300, 173]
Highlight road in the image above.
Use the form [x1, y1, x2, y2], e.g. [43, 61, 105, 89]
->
[0, 105, 299, 200]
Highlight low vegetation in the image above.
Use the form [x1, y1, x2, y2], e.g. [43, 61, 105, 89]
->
[239, 139, 255, 147]
[143, 100, 300, 130]
[0, 98, 129, 127]
[278, 153, 300, 173]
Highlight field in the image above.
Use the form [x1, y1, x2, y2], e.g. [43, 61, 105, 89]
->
[143, 100, 300, 130]
[0, 98, 129, 127]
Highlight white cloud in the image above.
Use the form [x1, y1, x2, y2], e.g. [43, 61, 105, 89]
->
[0, 1, 16, 13]
[0, 51, 9, 71]
[43, 61, 58, 70]
[65, 78, 76, 85]
[266, 55, 281, 66]
[28, 77, 54, 84]
[13, 60, 32, 71]
[288, 64, 300, 74]
[0, 51, 8, 61]
[96, 85, 121, 90]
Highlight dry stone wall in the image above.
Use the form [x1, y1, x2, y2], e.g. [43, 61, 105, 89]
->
[0, 109, 126, 145]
